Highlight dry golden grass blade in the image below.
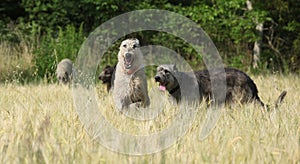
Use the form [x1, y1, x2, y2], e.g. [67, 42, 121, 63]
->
[0, 74, 299, 163]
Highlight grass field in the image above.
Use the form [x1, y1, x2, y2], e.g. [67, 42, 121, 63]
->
[0, 74, 299, 163]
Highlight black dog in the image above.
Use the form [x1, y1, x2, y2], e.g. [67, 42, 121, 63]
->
[155, 64, 287, 108]
[98, 65, 116, 92]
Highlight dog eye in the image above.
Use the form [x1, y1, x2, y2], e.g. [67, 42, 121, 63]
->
[123, 44, 127, 48]
[132, 44, 137, 49]
[164, 70, 169, 74]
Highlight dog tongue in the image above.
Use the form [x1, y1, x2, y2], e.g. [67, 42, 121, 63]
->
[159, 85, 166, 91]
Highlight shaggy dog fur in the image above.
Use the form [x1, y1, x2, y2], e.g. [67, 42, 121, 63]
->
[56, 58, 74, 85]
[113, 38, 150, 110]
[155, 64, 287, 108]
[98, 65, 116, 92]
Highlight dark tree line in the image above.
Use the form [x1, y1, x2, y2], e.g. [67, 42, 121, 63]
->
[0, 0, 299, 80]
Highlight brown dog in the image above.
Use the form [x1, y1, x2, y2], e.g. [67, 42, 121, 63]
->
[155, 64, 287, 108]
[98, 65, 116, 92]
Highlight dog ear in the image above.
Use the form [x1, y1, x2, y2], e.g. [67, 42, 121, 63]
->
[120, 40, 126, 49]
[135, 39, 140, 47]
[173, 64, 178, 72]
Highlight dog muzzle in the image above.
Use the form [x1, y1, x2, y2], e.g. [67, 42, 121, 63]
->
[124, 53, 134, 69]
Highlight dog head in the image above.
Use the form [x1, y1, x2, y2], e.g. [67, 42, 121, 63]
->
[155, 64, 179, 92]
[118, 38, 142, 73]
[98, 65, 115, 84]
[57, 71, 70, 85]
[56, 58, 73, 85]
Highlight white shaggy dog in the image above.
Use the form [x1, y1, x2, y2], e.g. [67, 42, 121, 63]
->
[113, 38, 150, 110]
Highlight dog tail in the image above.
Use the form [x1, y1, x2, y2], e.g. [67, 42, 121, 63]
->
[263, 90, 287, 111]
[274, 90, 287, 109]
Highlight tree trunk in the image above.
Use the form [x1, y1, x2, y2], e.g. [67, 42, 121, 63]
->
[246, 0, 263, 68]
[253, 23, 263, 68]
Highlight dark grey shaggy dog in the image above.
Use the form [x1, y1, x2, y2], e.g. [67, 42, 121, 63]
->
[98, 65, 116, 92]
[155, 64, 287, 108]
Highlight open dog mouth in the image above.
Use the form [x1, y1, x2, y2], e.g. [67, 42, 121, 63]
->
[124, 55, 134, 69]
[98, 74, 111, 83]
[100, 78, 109, 83]
[158, 81, 168, 91]
[155, 75, 168, 91]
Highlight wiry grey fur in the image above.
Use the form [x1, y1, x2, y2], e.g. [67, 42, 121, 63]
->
[56, 58, 74, 85]
[113, 38, 150, 110]
[155, 64, 287, 108]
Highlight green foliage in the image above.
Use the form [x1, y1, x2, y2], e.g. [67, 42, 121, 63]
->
[0, 0, 300, 83]
[0, 34, 35, 84]
[33, 24, 85, 80]
[257, 0, 300, 73]
[0, 20, 19, 43]
[227, 54, 244, 69]
[177, 0, 272, 71]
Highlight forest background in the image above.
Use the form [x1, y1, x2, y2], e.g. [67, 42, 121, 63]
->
[0, 0, 299, 83]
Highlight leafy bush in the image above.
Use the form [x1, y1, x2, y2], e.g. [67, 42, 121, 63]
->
[1, 0, 299, 84]
[32, 24, 85, 81]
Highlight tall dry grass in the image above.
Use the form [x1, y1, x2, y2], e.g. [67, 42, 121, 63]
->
[0, 38, 35, 83]
[0, 75, 299, 163]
